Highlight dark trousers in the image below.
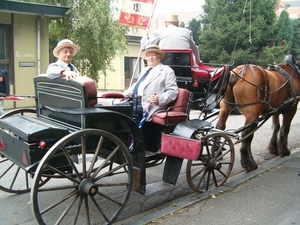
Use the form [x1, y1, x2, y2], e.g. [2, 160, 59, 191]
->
[115, 97, 163, 152]
[141, 122, 164, 152]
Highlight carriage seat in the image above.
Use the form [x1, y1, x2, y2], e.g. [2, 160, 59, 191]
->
[73, 76, 98, 106]
[161, 49, 211, 81]
[100, 88, 190, 126]
[35, 74, 98, 107]
[152, 88, 190, 126]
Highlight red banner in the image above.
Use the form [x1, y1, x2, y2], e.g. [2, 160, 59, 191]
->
[119, 0, 155, 29]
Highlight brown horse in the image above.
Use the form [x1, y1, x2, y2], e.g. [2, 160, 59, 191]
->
[216, 61, 300, 172]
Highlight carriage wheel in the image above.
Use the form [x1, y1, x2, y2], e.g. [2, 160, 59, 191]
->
[31, 129, 134, 225]
[0, 108, 49, 193]
[186, 132, 234, 193]
[0, 157, 50, 194]
[0, 108, 36, 119]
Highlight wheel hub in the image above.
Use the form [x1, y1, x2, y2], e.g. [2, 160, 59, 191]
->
[208, 160, 222, 170]
[79, 178, 98, 195]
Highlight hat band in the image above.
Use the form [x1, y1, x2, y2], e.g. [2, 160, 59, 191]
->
[146, 47, 160, 51]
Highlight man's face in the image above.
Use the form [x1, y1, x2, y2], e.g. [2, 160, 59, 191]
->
[57, 47, 74, 64]
[146, 52, 160, 67]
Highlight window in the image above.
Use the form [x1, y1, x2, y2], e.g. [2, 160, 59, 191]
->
[124, 57, 142, 79]
[124, 56, 143, 88]
[0, 25, 13, 83]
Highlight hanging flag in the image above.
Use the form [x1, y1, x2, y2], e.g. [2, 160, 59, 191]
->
[119, 0, 155, 29]
[138, 102, 152, 128]
[0, 96, 25, 100]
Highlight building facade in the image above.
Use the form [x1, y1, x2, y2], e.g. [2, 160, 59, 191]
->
[0, 1, 68, 110]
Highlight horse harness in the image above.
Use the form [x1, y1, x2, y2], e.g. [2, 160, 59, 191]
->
[223, 64, 299, 110]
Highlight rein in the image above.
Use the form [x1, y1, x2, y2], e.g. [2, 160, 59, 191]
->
[223, 64, 294, 109]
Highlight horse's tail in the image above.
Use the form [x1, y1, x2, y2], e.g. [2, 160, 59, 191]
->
[215, 65, 232, 102]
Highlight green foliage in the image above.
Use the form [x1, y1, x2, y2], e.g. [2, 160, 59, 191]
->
[291, 18, 300, 59]
[187, 18, 201, 46]
[197, 0, 292, 67]
[276, 10, 293, 48]
[21, 0, 128, 83]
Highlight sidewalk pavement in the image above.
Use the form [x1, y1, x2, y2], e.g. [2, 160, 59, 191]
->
[120, 150, 300, 225]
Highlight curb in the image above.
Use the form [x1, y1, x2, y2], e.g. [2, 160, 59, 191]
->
[121, 150, 300, 225]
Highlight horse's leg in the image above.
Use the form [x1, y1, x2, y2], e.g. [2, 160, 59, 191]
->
[240, 124, 258, 172]
[215, 100, 232, 130]
[215, 87, 235, 130]
[267, 114, 280, 155]
[277, 105, 297, 156]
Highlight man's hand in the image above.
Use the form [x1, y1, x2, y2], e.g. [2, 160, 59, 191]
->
[149, 93, 158, 105]
[62, 70, 79, 81]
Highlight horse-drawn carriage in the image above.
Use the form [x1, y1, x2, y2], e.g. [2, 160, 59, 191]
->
[0, 48, 299, 225]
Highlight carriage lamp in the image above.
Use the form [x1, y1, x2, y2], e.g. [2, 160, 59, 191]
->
[39, 140, 46, 149]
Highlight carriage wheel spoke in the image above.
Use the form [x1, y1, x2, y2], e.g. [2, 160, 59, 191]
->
[91, 145, 121, 180]
[96, 190, 123, 206]
[84, 197, 90, 225]
[46, 164, 79, 184]
[191, 165, 206, 180]
[0, 162, 14, 178]
[10, 166, 21, 189]
[94, 162, 129, 182]
[41, 189, 78, 215]
[90, 195, 110, 222]
[205, 170, 211, 191]
[81, 136, 87, 179]
[73, 196, 84, 225]
[87, 136, 104, 177]
[54, 194, 80, 225]
[196, 169, 208, 190]
[61, 147, 82, 181]
[212, 170, 218, 187]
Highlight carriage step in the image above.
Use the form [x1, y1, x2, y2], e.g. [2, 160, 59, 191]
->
[145, 150, 160, 157]
[145, 181, 174, 196]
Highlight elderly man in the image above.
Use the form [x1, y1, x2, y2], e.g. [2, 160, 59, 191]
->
[124, 44, 178, 123]
[123, 44, 178, 151]
[46, 39, 80, 80]
[141, 14, 201, 65]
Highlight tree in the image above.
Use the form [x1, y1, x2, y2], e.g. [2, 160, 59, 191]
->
[199, 0, 287, 67]
[187, 18, 201, 46]
[291, 18, 300, 59]
[23, 0, 128, 82]
[276, 10, 293, 48]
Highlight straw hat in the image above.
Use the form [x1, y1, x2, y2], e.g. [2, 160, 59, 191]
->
[53, 39, 79, 58]
[165, 14, 179, 22]
[141, 44, 165, 60]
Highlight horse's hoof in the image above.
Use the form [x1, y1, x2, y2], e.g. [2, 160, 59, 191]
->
[268, 148, 279, 156]
[279, 150, 290, 157]
[241, 161, 258, 172]
[268, 143, 279, 156]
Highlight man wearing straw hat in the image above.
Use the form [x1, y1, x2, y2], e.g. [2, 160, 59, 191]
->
[46, 39, 80, 80]
[141, 14, 201, 65]
[121, 44, 178, 151]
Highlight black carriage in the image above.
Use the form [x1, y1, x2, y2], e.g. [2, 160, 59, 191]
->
[0, 49, 234, 225]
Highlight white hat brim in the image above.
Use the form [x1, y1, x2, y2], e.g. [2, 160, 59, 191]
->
[141, 48, 165, 60]
[53, 43, 79, 58]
